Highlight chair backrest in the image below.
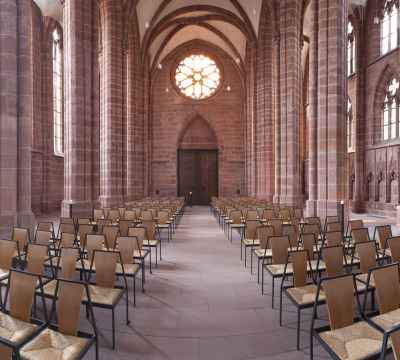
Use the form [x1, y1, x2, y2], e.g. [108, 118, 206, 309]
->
[27, 243, 48, 275]
[124, 210, 137, 221]
[85, 234, 105, 261]
[93, 209, 103, 223]
[148, 208, 157, 219]
[263, 209, 275, 222]
[370, 263, 399, 314]
[77, 224, 94, 249]
[294, 208, 302, 219]
[118, 207, 126, 219]
[128, 226, 146, 250]
[347, 219, 363, 236]
[230, 210, 242, 225]
[285, 206, 294, 218]
[299, 233, 317, 260]
[257, 226, 274, 250]
[355, 241, 377, 274]
[325, 231, 343, 247]
[97, 218, 111, 234]
[257, 207, 266, 218]
[141, 210, 153, 221]
[107, 209, 120, 224]
[376, 225, 392, 249]
[303, 223, 320, 243]
[279, 209, 290, 222]
[321, 245, 345, 277]
[59, 223, 75, 237]
[289, 217, 300, 236]
[326, 215, 340, 225]
[268, 219, 282, 236]
[8, 270, 40, 322]
[91, 251, 118, 288]
[12, 227, 29, 253]
[326, 221, 343, 232]
[157, 211, 169, 225]
[268, 235, 291, 264]
[37, 221, 53, 233]
[119, 220, 134, 236]
[282, 224, 298, 248]
[60, 232, 76, 248]
[102, 225, 119, 250]
[388, 236, 400, 263]
[142, 220, 156, 240]
[0, 239, 17, 270]
[103, 207, 111, 218]
[290, 250, 308, 287]
[246, 210, 258, 220]
[241, 207, 251, 219]
[60, 217, 74, 224]
[131, 208, 141, 219]
[352, 227, 369, 243]
[59, 247, 79, 280]
[246, 220, 260, 240]
[117, 236, 140, 264]
[77, 218, 90, 225]
[322, 274, 355, 330]
[35, 230, 52, 245]
[306, 217, 320, 225]
[57, 280, 86, 336]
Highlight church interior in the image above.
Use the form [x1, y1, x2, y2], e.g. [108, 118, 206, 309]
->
[0, 0, 400, 359]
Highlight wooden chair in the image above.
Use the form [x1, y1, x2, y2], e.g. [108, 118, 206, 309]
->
[317, 244, 349, 278]
[60, 217, 74, 224]
[21, 278, 98, 360]
[11, 227, 30, 266]
[282, 224, 298, 249]
[241, 220, 260, 266]
[115, 235, 144, 306]
[246, 210, 259, 221]
[119, 219, 134, 237]
[92, 209, 103, 224]
[279, 208, 290, 223]
[142, 220, 161, 268]
[294, 207, 303, 220]
[374, 225, 393, 262]
[0, 239, 19, 299]
[310, 273, 384, 360]
[107, 209, 120, 225]
[262, 235, 292, 307]
[36, 221, 55, 242]
[140, 210, 153, 221]
[280, 250, 325, 350]
[76, 234, 106, 274]
[77, 224, 94, 251]
[103, 207, 111, 219]
[128, 226, 151, 275]
[97, 218, 111, 235]
[86, 250, 129, 349]
[156, 211, 172, 241]
[250, 225, 274, 282]
[262, 209, 275, 223]
[380, 323, 400, 359]
[267, 219, 282, 236]
[57, 222, 75, 240]
[228, 210, 246, 241]
[0, 269, 47, 359]
[102, 225, 119, 250]
[303, 223, 322, 245]
[297, 233, 322, 273]
[117, 207, 126, 220]
[289, 217, 301, 237]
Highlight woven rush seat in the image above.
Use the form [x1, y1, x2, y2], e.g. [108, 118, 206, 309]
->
[85, 285, 122, 305]
[0, 268, 9, 280]
[371, 308, 400, 330]
[13, 250, 26, 259]
[286, 285, 325, 306]
[355, 273, 375, 287]
[134, 249, 149, 258]
[116, 263, 140, 275]
[0, 312, 38, 343]
[243, 238, 260, 246]
[42, 280, 57, 296]
[20, 328, 88, 359]
[319, 321, 383, 360]
[266, 263, 292, 275]
[253, 248, 271, 257]
[143, 239, 159, 246]
[76, 259, 94, 270]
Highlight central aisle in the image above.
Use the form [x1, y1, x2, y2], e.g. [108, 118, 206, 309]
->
[89, 206, 328, 360]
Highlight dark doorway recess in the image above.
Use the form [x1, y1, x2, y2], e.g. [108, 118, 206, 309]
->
[178, 150, 218, 205]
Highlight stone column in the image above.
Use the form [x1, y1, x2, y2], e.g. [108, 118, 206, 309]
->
[276, 0, 303, 207]
[273, 32, 281, 204]
[306, 0, 319, 216]
[62, 0, 98, 217]
[0, 0, 35, 237]
[315, 0, 348, 219]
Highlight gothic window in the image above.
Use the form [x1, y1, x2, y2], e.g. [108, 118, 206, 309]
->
[382, 76, 399, 140]
[53, 29, 63, 153]
[175, 55, 220, 100]
[382, 0, 399, 54]
[347, 21, 355, 75]
[347, 98, 354, 149]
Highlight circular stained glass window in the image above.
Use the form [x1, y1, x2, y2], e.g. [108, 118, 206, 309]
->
[175, 54, 221, 100]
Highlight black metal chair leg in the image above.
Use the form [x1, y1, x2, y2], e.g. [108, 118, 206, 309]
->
[112, 308, 115, 349]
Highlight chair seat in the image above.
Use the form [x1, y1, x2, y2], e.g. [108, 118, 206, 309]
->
[230, 224, 245, 228]
[370, 308, 400, 330]
[42, 280, 57, 296]
[76, 259, 92, 270]
[242, 239, 259, 246]
[0, 312, 38, 343]
[308, 260, 325, 271]
[143, 240, 159, 247]
[266, 263, 293, 275]
[134, 250, 149, 258]
[355, 273, 375, 287]
[86, 285, 121, 305]
[20, 328, 88, 359]
[0, 268, 9, 280]
[254, 249, 272, 258]
[319, 320, 383, 360]
[287, 284, 325, 306]
[116, 263, 140, 275]
[13, 250, 26, 259]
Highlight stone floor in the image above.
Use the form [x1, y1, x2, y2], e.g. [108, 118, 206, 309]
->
[31, 206, 397, 360]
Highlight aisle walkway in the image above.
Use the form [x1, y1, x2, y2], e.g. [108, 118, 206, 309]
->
[75, 206, 331, 360]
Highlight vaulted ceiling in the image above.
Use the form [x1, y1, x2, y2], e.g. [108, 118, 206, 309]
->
[33, 0, 368, 69]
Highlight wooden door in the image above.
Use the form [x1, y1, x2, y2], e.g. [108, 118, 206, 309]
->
[178, 150, 218, 205]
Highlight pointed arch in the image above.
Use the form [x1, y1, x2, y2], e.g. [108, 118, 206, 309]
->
[177, 115, 219, 150]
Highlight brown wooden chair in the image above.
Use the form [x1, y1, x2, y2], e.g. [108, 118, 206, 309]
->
[241, 219, 260, 266]
[86, 250, 129, 349]
[374, 225, 393, 263]
[11, 227, 30, 267]
[115, 235, 144, 306]
[142, 220, 161, 268]
[76, 234, 106, 275]
[97, 218, 111, 235]
[251, 225, 274, 282]
[128, 226, 151, 275]
[77, 224, 95, 251]
[0, 269, 48, 359]
[267, 218, 283, 236]
[92, 209, 103, 224]
[228, 210, 246, 241]
[280, 250, 326, 350]
[119, 219, 134, 237]
[102, 225, 119, 250]
[279, 208, 290, 223]
[310, 273, 384, 360]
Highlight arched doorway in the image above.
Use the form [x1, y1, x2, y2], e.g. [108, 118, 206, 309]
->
[178, 117, 219, 205]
